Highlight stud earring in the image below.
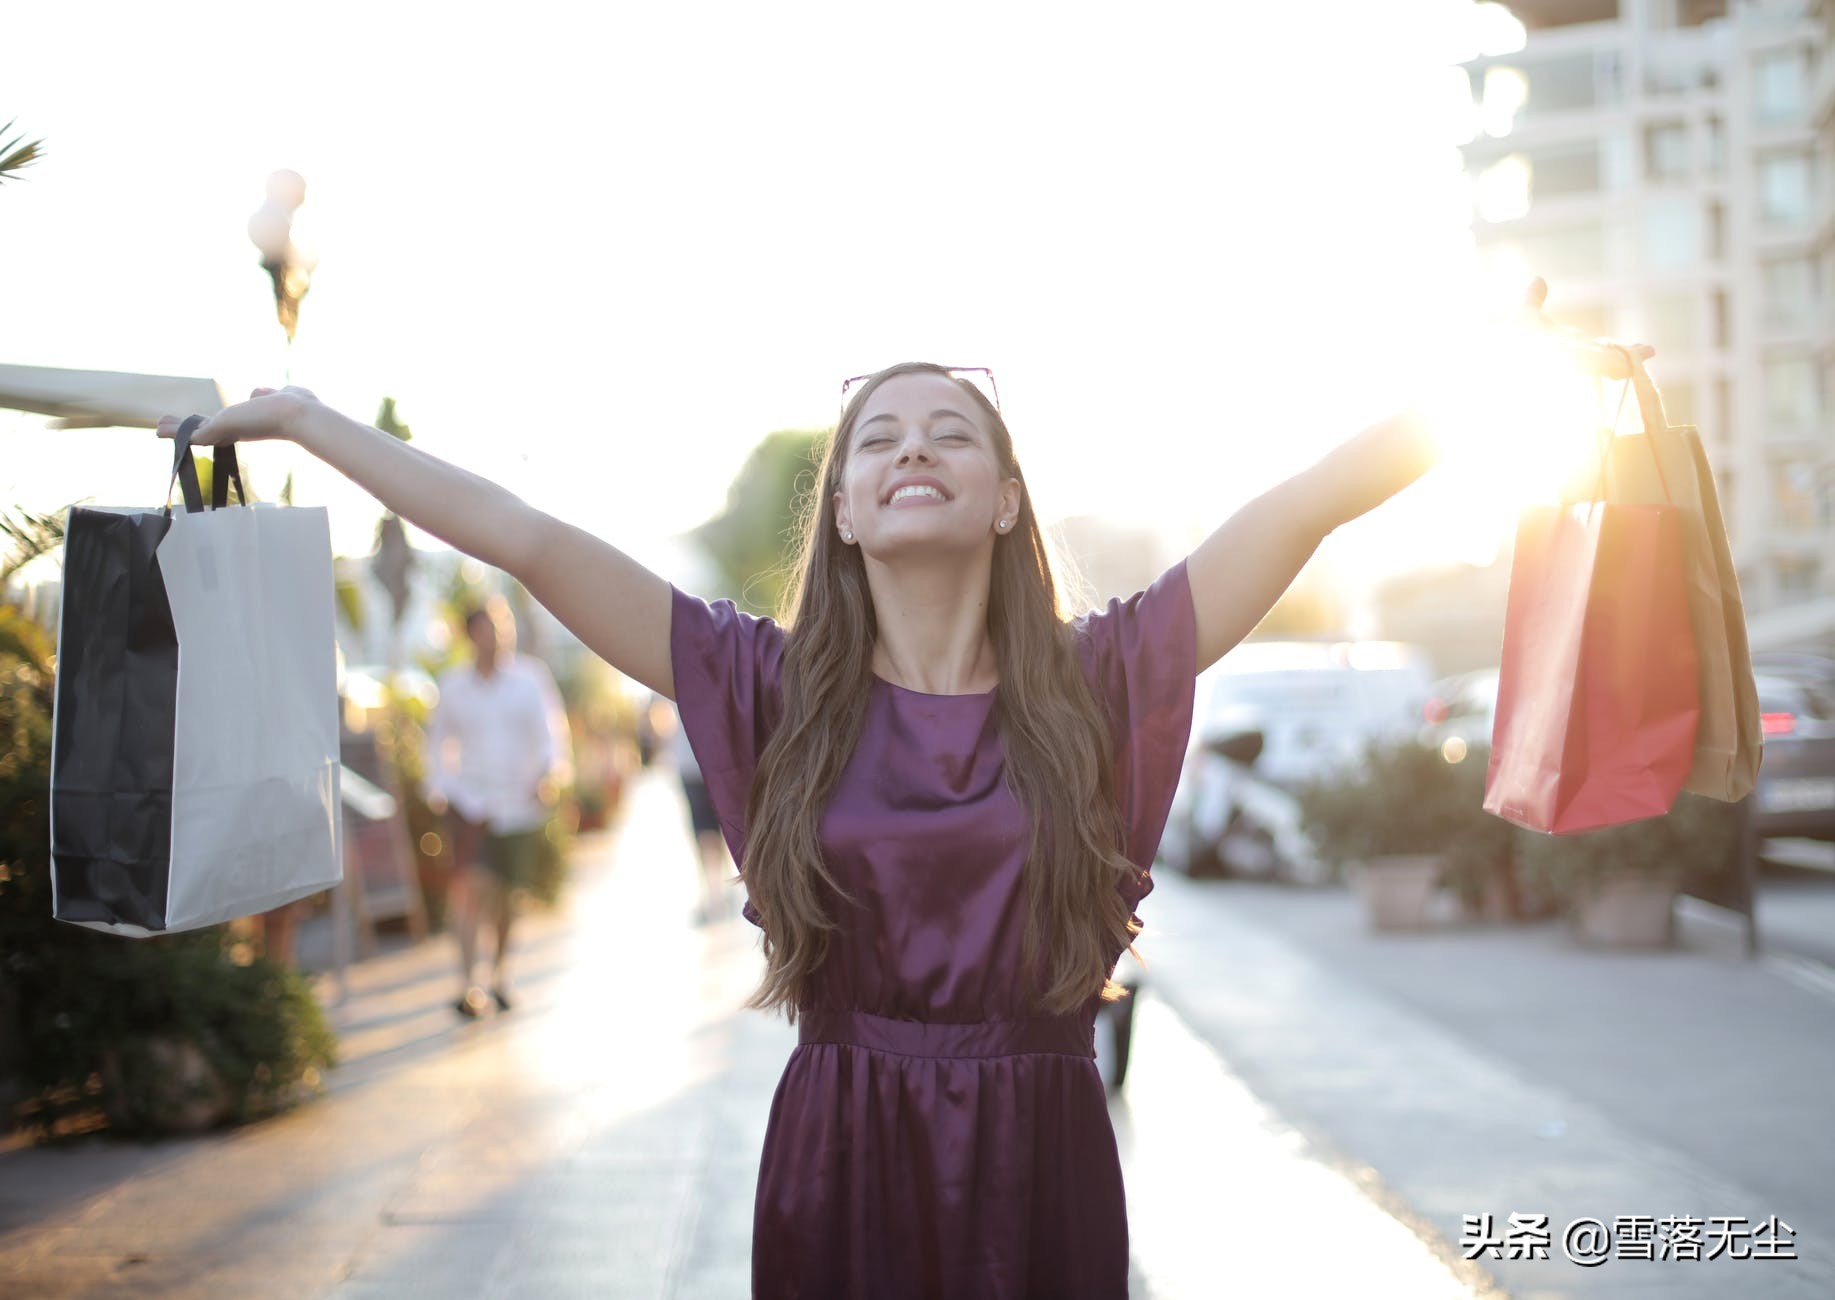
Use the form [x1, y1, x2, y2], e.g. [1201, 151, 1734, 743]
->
[842, 530, 853, 542]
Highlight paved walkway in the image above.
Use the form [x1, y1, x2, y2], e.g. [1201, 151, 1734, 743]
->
[0, 771, 1486, 1298]
[1136, 870, 1835, 1299]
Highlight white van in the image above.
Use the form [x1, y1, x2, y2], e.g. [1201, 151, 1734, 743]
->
[1164, 640, 1435, 883]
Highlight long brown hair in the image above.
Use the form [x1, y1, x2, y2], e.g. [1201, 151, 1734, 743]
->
[740, 362, 1142, 1021]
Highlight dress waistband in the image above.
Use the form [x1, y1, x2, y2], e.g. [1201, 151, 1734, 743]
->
[796, 1009, 1093, 1060]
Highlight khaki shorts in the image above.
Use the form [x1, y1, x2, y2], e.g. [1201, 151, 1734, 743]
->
[446, 811, 543, 892]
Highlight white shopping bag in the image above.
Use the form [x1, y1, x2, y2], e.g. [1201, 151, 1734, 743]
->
[50, 423, 342, 936]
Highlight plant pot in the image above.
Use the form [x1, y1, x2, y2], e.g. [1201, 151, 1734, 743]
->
[1352, 854, 1442, 931]
[1574, 869, 1680, 948]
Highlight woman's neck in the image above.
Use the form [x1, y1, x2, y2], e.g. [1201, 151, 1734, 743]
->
[863, 553, 999, 695]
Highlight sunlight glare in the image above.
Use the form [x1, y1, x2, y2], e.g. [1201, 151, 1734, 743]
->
[1472, 3, 1529, 57]
[1481, 66, 1528, 138]
[1425, 324, 1613, 516]
[1475, 155, 1532, 223]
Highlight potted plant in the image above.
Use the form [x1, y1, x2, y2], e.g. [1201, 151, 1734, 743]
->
[1299, 737, 1466, 930]
[1515, 793, 1743, 947]
[1436, 746, 1541, 922]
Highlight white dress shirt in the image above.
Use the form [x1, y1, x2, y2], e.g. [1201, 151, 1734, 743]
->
[425, 655, 572, 833]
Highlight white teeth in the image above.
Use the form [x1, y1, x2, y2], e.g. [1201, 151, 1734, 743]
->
[889, 485, 946, 504]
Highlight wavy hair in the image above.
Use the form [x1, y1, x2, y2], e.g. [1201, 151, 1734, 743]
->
[740, 362, 1142, 1021]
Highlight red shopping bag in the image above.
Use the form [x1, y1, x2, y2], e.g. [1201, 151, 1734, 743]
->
[1484, 490, 1701, 835]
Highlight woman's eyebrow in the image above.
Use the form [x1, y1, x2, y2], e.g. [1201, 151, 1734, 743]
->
[858, 407, 978, 431]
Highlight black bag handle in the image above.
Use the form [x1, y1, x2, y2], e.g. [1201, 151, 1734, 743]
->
[165, 416, 248, 517]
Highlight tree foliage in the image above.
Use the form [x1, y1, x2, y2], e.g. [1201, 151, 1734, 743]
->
[0, 119, 44, 185]
[690, 428, 826, 617]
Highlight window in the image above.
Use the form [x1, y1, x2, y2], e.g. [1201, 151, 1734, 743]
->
[1754, 49, 1808, 123]
[1761, 257, 1817, 330]
[1521, 52, 1617, 118]
[1765, 357, 1818, 431]
[1533, 143, 1602, 199]
[1677, 0, 1727, 27]
[1642, 198, 1703, 270]
[1770, 461, 1818, 532]
[1704, 116, 1724, 174]
[1712, 289, 1729, 348]
[1645, 122, 1689, 182]
[1758, 153, 1813, 227]
[1632, 292, 1703, 355]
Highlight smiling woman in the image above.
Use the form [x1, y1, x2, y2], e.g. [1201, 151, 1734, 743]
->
[153, 293, 1649, 1296]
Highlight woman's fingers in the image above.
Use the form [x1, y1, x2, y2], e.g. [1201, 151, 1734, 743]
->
[153, 387, 314, 444]
[1522, 275, 1655, 379]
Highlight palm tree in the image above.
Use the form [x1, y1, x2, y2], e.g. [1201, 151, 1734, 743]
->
[0, 120, 44, 185]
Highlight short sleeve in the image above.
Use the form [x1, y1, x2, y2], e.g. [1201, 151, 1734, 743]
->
[1070, 559, 1198, 910]
[669, 585, 786, 879]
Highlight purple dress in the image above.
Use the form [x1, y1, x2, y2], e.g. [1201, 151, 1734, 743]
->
[669, 560, 1196, 1299]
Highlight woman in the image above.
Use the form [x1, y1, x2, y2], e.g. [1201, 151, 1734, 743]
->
[159, 283, 1649, 1296]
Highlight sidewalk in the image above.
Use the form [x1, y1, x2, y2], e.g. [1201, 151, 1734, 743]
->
[1135, 870, 1835, 1299]
[0, 771, 1493, 1298]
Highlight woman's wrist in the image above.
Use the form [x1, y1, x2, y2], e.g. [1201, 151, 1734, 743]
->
[290, 397, 360, 458]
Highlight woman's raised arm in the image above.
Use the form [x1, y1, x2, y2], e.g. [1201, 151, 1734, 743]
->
[1184, 280, 1657, 674]
[158, 388, 677, 699]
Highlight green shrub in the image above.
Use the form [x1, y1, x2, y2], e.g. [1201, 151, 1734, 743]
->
[0, 599, 337, 1140]
[1299, 737, 1478, 868]
[1516, 791, 1743, 909]
[1436, 747, 1520, 911]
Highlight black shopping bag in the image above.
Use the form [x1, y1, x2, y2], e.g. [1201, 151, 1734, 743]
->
[50, 419, 342, 935]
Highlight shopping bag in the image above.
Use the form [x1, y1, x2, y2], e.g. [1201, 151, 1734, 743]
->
[50, 418, 343, 935]
[1572, 356, 1761, 801]
[1485, 390, 1701, 834]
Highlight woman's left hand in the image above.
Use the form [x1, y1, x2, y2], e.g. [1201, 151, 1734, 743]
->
[1520, 277, 1655, 380]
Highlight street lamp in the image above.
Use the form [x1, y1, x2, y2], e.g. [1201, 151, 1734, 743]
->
[247, 169, 316, 348]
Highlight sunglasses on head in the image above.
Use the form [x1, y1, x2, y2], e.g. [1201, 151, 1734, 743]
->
[839, 366, 1000, 424]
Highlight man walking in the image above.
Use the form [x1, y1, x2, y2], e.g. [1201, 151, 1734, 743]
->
[426, 596, 572, 1017]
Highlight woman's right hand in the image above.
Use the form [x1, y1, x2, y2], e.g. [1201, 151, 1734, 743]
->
[155, 385, 323, 447]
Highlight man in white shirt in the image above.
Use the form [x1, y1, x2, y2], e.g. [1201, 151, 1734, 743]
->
[425, 596, 572, 1017]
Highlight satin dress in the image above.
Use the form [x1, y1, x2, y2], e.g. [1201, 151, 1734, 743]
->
[669, 560, 1196, 1299]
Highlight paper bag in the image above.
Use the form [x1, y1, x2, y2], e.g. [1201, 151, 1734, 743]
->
[50, 420, 343, 935]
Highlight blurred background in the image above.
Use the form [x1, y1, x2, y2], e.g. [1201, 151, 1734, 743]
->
[2, 1, 1834, 1296]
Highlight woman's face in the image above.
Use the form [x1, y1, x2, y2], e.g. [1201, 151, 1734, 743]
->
[832, 372, 1022, 559]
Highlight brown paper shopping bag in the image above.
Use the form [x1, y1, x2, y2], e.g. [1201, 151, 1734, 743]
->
[1574, 352, 1762, 802]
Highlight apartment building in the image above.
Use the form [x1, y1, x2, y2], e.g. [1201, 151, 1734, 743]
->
[1458, 0, 1833, 647]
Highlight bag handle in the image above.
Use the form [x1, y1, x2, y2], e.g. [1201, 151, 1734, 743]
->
[164, 416, 249, 517]
[1589, 344, 1675, 506]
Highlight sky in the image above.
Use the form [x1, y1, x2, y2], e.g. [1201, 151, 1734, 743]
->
[1, 0, 1537, 595]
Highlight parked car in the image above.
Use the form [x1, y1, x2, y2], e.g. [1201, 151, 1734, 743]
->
[1406, 659, 1835, 845]
[1420, 668, 1500, 754]
[1751, 671, 1835, 841]
[1163, 640, 1434, 883]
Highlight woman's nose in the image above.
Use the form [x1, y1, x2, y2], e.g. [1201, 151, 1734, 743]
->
[896, 439, 934, 465]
